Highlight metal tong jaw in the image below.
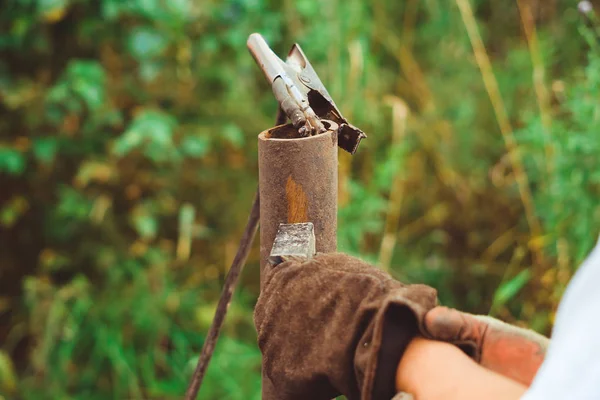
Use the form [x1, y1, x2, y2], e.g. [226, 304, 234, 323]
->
[247, 33, 367, 154]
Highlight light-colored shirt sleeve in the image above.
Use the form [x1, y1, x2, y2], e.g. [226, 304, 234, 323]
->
[522, 238, 600, 399]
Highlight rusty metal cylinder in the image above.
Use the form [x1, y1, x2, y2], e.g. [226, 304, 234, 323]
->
[258, 121, 338, 276]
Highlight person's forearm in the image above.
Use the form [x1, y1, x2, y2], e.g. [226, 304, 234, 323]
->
[396, 337, 527, 400]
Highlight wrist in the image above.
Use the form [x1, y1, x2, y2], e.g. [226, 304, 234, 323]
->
[396, 337, 468, 396]
[396, 337, 528, 399]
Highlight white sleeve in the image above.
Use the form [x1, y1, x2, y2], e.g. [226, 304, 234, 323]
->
[522, 238, 600, 400]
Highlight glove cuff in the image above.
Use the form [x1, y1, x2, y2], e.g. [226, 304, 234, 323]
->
[356, 287, 437, 400]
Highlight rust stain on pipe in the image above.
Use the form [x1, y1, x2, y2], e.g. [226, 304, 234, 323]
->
[285, 176, 308, 223]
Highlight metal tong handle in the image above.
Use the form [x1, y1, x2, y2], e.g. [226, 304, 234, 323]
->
[247, 33, 324, 135]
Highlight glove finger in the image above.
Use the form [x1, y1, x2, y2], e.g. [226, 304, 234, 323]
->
[423, 306, 487, 361]
[424, 306, 485, 344]
[423, 306, 462, 340]
[425, 308, 548, 386]
[473, 316, 548, 386]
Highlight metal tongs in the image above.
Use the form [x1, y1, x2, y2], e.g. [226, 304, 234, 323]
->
[247, 33, 366, 154]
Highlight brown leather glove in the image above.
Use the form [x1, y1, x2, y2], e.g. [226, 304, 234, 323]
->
[254, 253, 438, 400]
[424, 306, 549, 386]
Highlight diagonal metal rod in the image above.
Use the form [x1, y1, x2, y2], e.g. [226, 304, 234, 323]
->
[184, 191, 259, 400]
[184, 109, 286, 400]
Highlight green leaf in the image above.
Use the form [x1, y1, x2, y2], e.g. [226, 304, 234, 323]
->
[69, 62, 105, 110]
[0, 196, 29, 228]
[165, 0, 190, 19]
[128, 28, 168, 60]
[0, 351, 17, 395]
[113, 110, 178, 162]
[0, 148, 26, 176]
[180, 135, 210, 158]
[135, 215, 157, 239]
[38, 0, 69, 16]
[492, 269, 531, 311]
[46, 60, 106, 115]
[101, 0, 122, 20]
[222, 123, 244, 149]
[131, 208, 158, 240]
[32, 137, 58, 164]
[139, 61, 161, 82]
[56, 186, 92, 220]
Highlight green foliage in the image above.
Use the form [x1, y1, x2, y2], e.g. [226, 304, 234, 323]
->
[490, 269, 531, 315]
[0, 148, 25, 176]
[526, 47, 600, 263]
[113, 110, 178, 162]
[0, 350, 17, 398]
[0, 0, 599, 399]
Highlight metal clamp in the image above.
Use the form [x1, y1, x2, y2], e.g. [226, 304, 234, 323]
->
[247, 33, 367, 154]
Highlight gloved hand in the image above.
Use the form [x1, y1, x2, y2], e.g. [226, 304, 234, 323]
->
[424, 306, 549, 386]
[254, 253, 438, 400]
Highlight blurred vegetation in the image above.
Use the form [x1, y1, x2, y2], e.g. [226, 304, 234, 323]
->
[0, 0, 599, 398]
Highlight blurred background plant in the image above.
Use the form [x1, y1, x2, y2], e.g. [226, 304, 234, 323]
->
[0, 0, 599, 398]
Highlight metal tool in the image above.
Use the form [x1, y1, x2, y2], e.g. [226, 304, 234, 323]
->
[247, 33, 367, 154]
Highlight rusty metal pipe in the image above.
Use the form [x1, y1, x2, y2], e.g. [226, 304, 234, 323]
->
[258, 121, 339, 398]
[258, 121, 338, 275]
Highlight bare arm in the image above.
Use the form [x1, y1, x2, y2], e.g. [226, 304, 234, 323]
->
[396, 337, 528, 400]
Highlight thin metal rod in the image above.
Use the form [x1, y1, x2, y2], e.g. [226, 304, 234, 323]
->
[185, 191, 259, 400]
[185, 108, 286, 400]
